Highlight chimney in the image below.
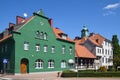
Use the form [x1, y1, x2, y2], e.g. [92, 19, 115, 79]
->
[9, 23, 15, 28]
[90, 32, 95, 36]
[74, 36, 81, 40]
[48, 19, 53, 27]
[16, 16, 25, 24]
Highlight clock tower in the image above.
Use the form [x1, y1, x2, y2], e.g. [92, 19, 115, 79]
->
[81, 26, 89, 38]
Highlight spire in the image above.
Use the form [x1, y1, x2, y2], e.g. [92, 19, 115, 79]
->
[81, 25, 89, 38]
[37, 9, 45, 16]
[33, 9, 49, 19]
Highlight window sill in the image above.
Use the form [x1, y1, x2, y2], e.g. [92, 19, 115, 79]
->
[48, 67, 54, 69]
[35, 68, 43, 69]
[35, 37, 48, 41]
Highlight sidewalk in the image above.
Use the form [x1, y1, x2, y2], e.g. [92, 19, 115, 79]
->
[0, 72, 120, 80]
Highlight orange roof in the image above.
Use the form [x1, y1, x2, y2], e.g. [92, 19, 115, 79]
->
[89, 34, 105, 46]
[0, 34, 12, 42]
[53, 28, 75, 43]
[75, 44, 96, 58]
[74, 37, 88, 44]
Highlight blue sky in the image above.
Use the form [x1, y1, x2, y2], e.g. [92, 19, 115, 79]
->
[0, 0, 120, 41]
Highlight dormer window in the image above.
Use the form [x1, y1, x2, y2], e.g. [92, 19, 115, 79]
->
[62, 35, 67, 39]
[96, 39, 99, 43]
[59, 33, 68, 40]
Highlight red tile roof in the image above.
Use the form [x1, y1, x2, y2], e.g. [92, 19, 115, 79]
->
[0, 34, 12, 42]
[74, 37, 88, 44]
[89, 34, 105, 46]
[75, 44, 96, 58]
[53, 28, 75, 43]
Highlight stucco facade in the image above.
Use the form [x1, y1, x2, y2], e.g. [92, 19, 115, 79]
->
[0, 10, 75, 74]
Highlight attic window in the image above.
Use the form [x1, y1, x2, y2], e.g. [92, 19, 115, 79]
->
[96, 39, 99, 43]
[59, 33, 68, 39]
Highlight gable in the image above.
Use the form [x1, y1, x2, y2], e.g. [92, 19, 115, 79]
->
[15, 11, 56, 41]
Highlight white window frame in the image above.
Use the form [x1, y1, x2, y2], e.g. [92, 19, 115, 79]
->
[44, 45, 48, 52]
[43, 33, 47, 40]
[40, 32, 43, 39]
[24, 42, 29, 50]
[69, 47, 72, 54]
[62, 45, 65, 54]
[48, 60, 54, 68]
[62, 35, 67, 39]
[61, 60, 66, 68]
[35, 59, 43, 69]
[36, 31, 40, 38]
[36, 44, 40, 52]
[51, 46, 55, 53]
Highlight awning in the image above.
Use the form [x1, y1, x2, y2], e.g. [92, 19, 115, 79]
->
[68, 59, 74, 64]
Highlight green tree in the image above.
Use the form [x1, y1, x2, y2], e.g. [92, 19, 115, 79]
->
[112, 35, 120, 54]
[112, 35, 120, 70]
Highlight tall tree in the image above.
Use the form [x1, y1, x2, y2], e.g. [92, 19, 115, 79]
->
[112, 35, 120, 69]
[112, 35, 120, 54]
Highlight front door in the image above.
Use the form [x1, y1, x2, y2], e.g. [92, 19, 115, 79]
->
[21, 58, 28, 74]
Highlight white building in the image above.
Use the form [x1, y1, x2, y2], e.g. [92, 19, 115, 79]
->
[77, 26, 113, 70]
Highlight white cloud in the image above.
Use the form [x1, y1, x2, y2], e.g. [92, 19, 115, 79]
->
[104, 3, 120, 10]
[103, 11, 116, 16]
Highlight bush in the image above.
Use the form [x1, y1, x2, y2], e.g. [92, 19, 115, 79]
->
[61, 70, 120, 77]
[99, 66, 107, 72]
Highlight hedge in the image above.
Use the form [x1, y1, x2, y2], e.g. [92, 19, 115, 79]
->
[61, 71, 120, 77]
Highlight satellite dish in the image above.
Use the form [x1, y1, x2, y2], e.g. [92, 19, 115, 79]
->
[23, 13, 27, 17]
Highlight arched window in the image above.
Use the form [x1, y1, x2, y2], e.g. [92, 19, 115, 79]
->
[35, 59, 43, 69]
[36, 31, 40, 38]
[43, 33, 47, 40]
[48, 59, 54, 68]
[40, 32, 43, 39]
[61, 60, 66, 68]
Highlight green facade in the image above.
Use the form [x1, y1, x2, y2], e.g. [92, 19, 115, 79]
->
[0, 10, 75, 74]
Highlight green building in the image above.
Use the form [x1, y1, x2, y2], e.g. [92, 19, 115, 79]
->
[0, 10, 75, 74]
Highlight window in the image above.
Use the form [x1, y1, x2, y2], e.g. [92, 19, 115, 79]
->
[24, 41, 29, 50]
[48, 60, 54, 68]
[51, 46, 55, 53]
[35, 59, 43, 69]
[62, 45, 65, 54]
[62, 35, 67, 39]
[102, 57, 104, 63]
[36, 31, 40, 38]
[1, 45, 4, 53]
[36, 44, 40, 52]
[5, 43, 7, 52]
[61, 60, 66, 68]
[69, 47, 72, 54]
[40, 32, 43, 39]
[43, 33, 47, 40]
[102, 49, 104, 54]
[44, 45, 48, 52]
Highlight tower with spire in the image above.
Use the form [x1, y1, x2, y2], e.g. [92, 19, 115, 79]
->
[81, 25, 89, 38]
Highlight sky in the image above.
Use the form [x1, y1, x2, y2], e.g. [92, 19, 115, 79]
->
[0, 0, 120, 41]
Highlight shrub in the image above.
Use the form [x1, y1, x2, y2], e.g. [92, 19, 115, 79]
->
[61, 71, 120, 77]
[99, 66, 107, 72]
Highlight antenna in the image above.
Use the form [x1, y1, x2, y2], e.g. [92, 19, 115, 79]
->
[23, 13, 27, 18]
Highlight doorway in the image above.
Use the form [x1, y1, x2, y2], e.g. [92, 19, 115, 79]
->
[20, 58, 29, 74]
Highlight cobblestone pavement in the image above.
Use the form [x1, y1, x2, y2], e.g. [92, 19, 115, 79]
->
[0, 72, 120, 80]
